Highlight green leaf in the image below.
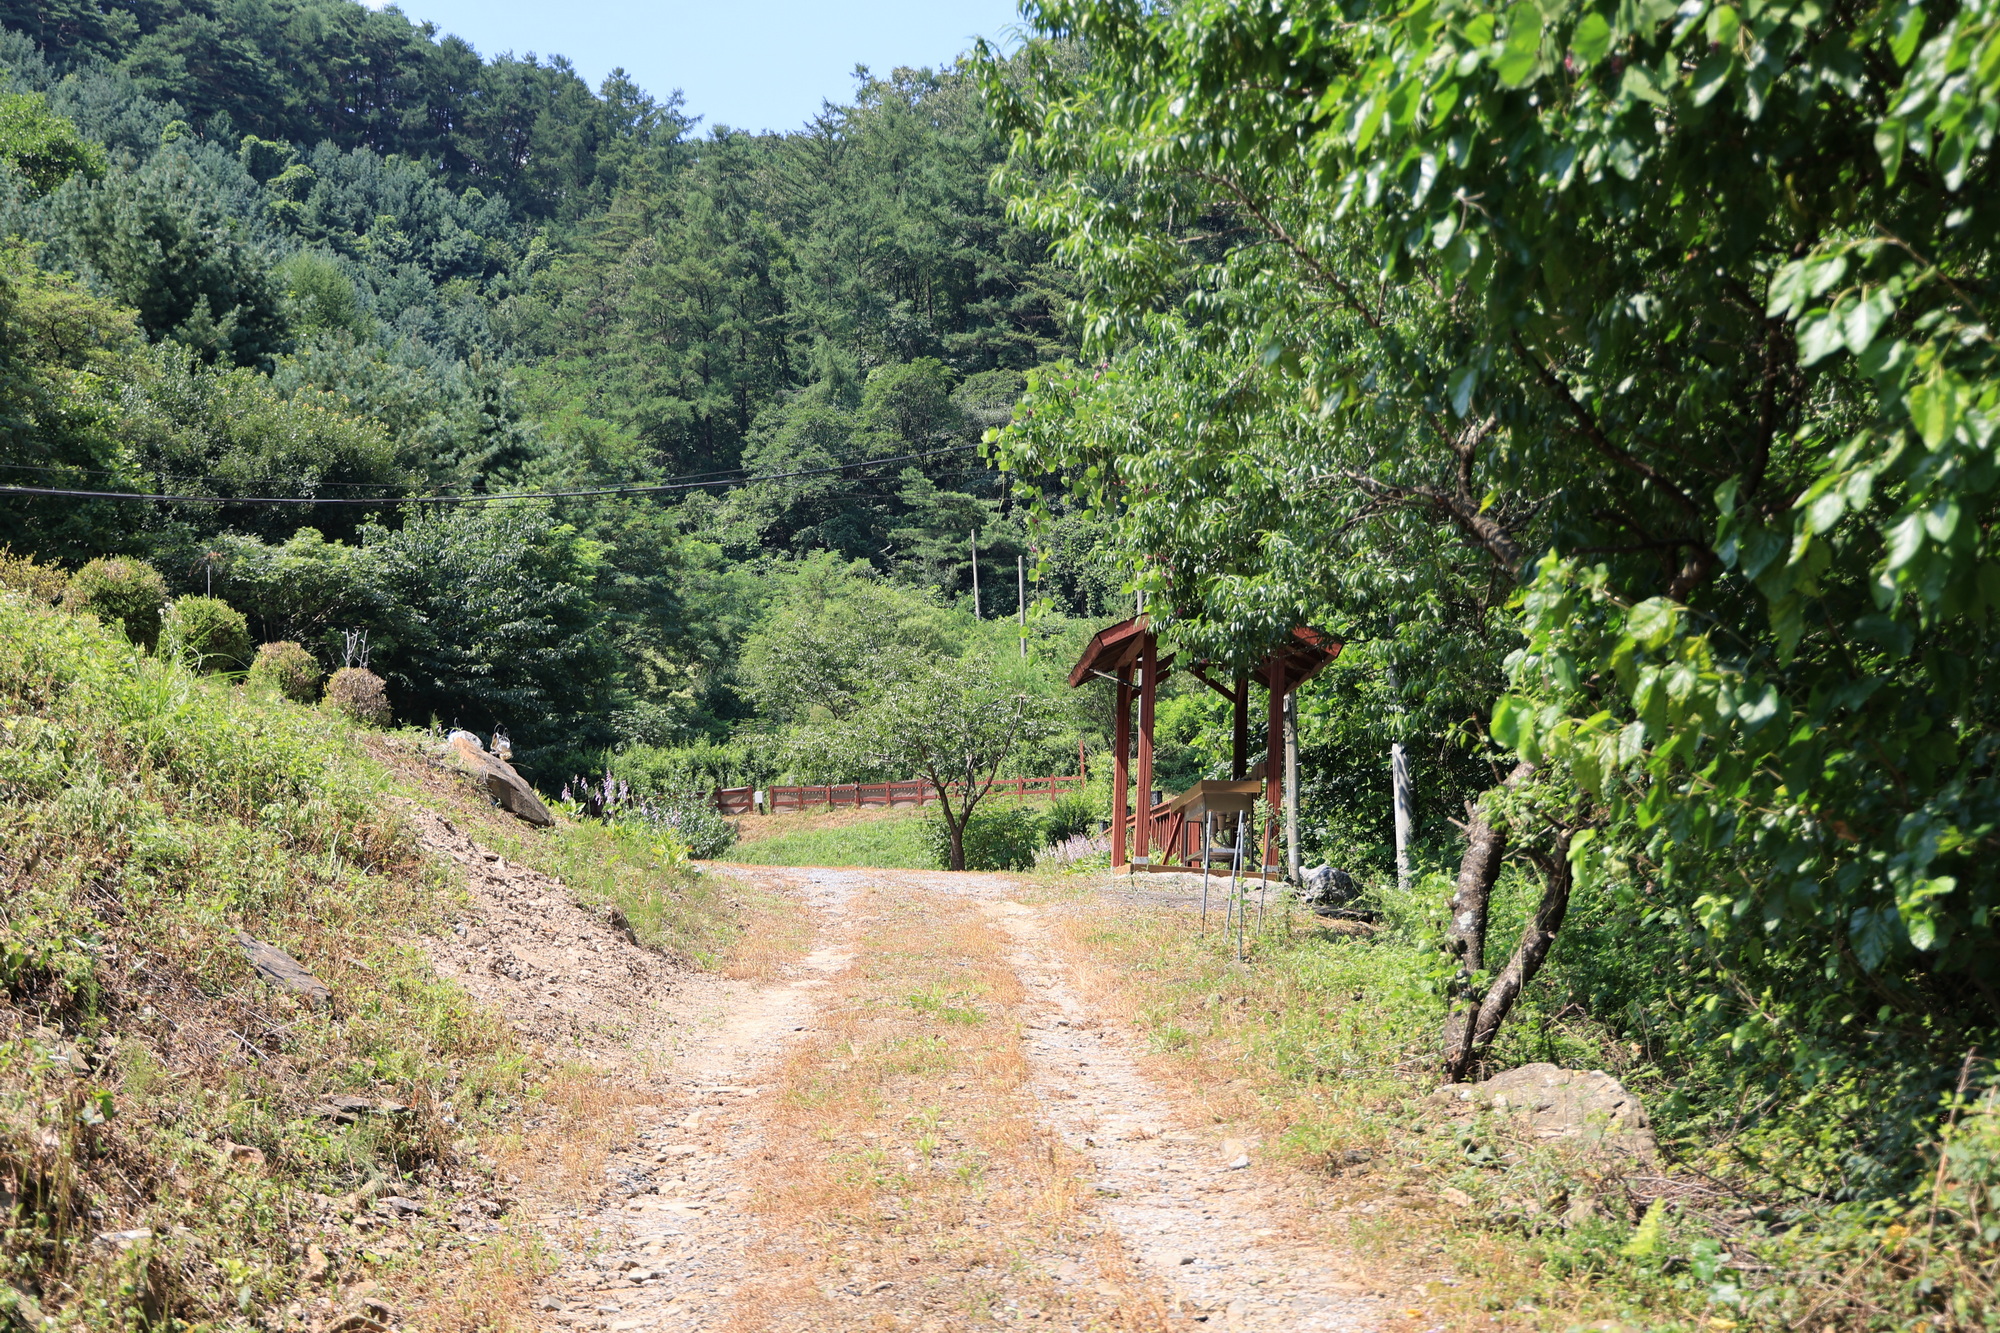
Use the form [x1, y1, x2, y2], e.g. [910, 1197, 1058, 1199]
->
[1888, 2, 1924, 65]
[1623, 1199, 1668, 1257]
[1840, 289, 1894, 356]
[1804, 484, 1846, 534]
[1705, 5, 1741, 47]
[1448, 364, 1479, 416]
[1570, 12, 1612, 66]
[1884, 511, 1925, 571]
[1497, 2, 1545, 87]
[1766, 260, 1810, 317]
[1797, 312, 1844, 365]
[1874, 116, 1907, 184]
[1620, 64, 1669, 106]
[1491, 694, 1528, 749]
[1627, 597, 1680, 648]
[1923, 498, 1961, 544]
[1690, 52, 1734, 106]
[1850, 905, 1901, 972]
[1905, 376, 1960, 448]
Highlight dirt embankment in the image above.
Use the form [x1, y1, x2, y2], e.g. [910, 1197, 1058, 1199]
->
[403, 804, 687, 1059]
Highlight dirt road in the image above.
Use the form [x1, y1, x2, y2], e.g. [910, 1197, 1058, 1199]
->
[506, 865, 1400, 1332]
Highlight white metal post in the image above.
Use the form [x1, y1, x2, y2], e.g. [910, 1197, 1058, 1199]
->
[1017, 554, 1026, 658]
[1392, 741, 1413, 891]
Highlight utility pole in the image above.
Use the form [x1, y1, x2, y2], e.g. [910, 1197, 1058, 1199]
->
[1017, 554, 1027, 658]
[971, 532, 981, 618]
[1284, 691, 1300, 882]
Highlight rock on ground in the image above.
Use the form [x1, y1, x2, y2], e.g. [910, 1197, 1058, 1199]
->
[443, 732, 555, 827]
[1433, 1062, 1657, 1161]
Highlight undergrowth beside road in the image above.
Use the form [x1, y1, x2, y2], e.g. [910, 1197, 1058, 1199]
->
[1050, 876, 2000, 1332]
[0, 593, 736, 1329]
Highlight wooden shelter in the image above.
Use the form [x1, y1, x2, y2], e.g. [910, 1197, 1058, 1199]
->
[1071, 619, 1340, 872]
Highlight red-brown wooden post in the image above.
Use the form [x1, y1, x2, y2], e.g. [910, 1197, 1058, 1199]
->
[1136, 631, 1156, 867]
[1112, 674, 1132, 868]
[1232, 673, 1249, 779]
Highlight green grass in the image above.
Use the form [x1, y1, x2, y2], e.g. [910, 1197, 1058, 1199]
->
[727, 809, 937, 868]
[1069, 866, 2000, 1332]
[0, 592, 596, 1325]
[445, 795, 739, 966]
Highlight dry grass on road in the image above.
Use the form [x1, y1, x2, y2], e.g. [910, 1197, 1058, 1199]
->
[726, 882, 1153, 1331]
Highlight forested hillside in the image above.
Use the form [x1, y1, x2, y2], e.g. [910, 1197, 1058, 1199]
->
[0, 0, 1107, 780]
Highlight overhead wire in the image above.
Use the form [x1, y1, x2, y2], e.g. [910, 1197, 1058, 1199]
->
[0, 444, 985, 507]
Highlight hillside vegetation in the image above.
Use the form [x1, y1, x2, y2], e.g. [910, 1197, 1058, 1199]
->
[0, 589, 723, 1328]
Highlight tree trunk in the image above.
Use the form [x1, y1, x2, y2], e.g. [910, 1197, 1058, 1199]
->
[1465, 830, 1574, 1058]
[947, 807, 967, 871]
[1442, 761, 1534, 1080]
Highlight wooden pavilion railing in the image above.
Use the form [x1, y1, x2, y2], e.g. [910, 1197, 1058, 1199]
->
[710, 773, 1084, 815]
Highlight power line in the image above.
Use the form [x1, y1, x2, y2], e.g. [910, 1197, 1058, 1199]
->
[0, 445, 984, 507]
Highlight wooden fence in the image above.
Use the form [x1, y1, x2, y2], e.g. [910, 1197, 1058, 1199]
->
[709, 773, 1085, 815]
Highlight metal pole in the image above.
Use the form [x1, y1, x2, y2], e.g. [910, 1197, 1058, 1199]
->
[1200, 813, 1213, 933]
[1233, 810, 1247, 964]
[1388, 664, 1413, 892]
[1017, 554, 1027, 659]
[1285, 691, 1301, 883]
[1393, 741, 1413, 892]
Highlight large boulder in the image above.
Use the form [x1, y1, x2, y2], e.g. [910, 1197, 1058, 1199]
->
[443, 732, 554, 827]
[1433, 1062, 1657, 1161]
[1300, 864, 1360, 910]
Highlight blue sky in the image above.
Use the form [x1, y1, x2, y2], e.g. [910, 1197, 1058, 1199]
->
[371, 0, 1025, 134]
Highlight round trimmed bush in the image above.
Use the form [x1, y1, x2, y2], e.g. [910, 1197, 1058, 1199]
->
[324, 666, 391, 725]
[0, 548, 68, 605]
[247, 641, 323, 703]
[160, 596, 253, 674]
[62, 557, 167, 649]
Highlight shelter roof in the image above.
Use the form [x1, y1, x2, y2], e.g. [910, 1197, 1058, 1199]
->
[1068, 617, 1338, 692]
[1266, 626, 1342, 694]
[1067, 616, 1151, 688]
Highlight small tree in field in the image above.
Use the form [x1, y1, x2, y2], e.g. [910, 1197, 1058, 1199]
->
[835, 659, 1058, 872]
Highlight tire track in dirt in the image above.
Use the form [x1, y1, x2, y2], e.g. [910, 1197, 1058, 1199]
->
[527, 868, 861, 1332]
[979, 895, 1389, 1330]
[505, 863, 1392, 1332]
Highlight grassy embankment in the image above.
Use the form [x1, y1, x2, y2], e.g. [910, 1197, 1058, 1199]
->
[0, 592, 739, 1330]
[1045, 866, 2000, 1331]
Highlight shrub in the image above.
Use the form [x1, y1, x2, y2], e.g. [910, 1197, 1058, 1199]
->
[325, 666, 391, 725]
[563, 767, 738, 860]
[926, 804, 1047, 872]
[1043, 785, 1103, 843]
[160, 596, 253, 674]
[247, 640, 322, 703]
[0, 548, 67, 605]
[61, 556, 166, 649]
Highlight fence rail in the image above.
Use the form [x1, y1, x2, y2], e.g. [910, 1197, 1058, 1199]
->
[710, 773, 1085, 815]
